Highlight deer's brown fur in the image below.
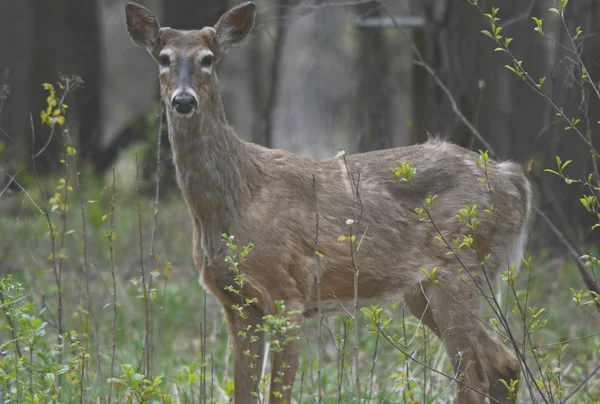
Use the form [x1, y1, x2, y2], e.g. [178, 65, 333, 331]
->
[126, 3, 531, 403]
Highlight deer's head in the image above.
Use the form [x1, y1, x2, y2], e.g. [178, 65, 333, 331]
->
[125, 2, 256, 118]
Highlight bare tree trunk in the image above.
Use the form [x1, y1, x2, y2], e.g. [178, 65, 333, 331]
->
[249, 24, 266, 145]
[354, 2, 392, 152]
[162, 0, 228, 30]
[249, 0, 294, 148]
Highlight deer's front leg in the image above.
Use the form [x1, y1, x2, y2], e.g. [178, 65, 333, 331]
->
[268, 303, 303, 404]
[225, 305, 266, 403]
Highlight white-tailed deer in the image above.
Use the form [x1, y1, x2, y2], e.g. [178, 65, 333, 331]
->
[126, 2, 531, 403]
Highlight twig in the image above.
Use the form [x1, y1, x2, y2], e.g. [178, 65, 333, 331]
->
[367, 331, 379, 403]
[0, 169, 23, 199]
[311, 175, 323, 403]
[500, 0, 535, 28]
[561, 361, 600, 403]
[149, 104, 163, 258]
[340, 155, 363, 403]
[0, 168, 43, 214]
[0, 292, 22, 358]
[77, 155, 103, 400]
[136, 154, 152, 377]
[107, 166, 118, 404]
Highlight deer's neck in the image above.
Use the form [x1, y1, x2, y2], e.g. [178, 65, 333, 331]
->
[166, 85, 258, 239]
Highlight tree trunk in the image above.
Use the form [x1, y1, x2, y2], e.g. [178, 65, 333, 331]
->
[353, 2, 393, 152]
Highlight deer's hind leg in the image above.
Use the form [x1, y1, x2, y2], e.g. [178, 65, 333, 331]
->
[405, 281, 519, 404]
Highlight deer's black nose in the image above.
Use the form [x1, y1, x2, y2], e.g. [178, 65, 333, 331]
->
[172, 92, 197, 115]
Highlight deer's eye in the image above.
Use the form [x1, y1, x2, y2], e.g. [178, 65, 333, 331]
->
[159, 54, 171, 67]
[200, 54, 213, 68]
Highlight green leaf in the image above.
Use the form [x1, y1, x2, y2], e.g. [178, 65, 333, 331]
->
[544, 169, 560, 176]
[334, 150, 346, 160]
[481, 30, 493, 39]
[548, 8, 560, 15]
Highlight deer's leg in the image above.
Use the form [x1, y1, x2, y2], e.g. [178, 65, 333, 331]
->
[267, 302, 303, 404]
[224, 305, 266, 404]
[476, 328, 520, 403]
[406, 282, 492, 404]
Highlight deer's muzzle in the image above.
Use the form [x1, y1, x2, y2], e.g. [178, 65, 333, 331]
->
[171, 90, 198, 117]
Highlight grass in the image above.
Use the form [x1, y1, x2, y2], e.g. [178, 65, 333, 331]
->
[1, 170, 599, 403]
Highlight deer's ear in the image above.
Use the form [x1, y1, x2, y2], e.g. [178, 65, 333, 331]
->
[214, 2, 256, 55]
[125, 3, 161, 49]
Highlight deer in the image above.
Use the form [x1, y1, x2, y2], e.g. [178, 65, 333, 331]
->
[125, 2, 531, 403]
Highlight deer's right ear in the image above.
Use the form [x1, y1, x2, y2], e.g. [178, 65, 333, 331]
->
[214, 2, 256, 55]
[125, 3, 161, 49]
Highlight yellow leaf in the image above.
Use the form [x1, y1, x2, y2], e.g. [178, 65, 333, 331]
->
[338, 235, 347, 241]
[101, 215, 108, 221]
[164, 261, 173, 280]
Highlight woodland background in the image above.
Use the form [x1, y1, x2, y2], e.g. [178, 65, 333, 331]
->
[1, 1, 600, 402]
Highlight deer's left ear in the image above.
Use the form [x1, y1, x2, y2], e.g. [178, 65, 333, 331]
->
[125, 3, 161, 49]
[214, 2, 256, 55]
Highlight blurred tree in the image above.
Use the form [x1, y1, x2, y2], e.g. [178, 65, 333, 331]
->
[353, 1, 393, 152]
[162, 0, 228, 30]
[0, 0, 101, 172]
[256, 0, 295, 148]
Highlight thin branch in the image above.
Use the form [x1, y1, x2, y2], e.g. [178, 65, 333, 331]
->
[0, 169, 23, 199]
[561, 361, 600, 403]
[107, 166, 118, 404]
[500, 0, 535, 28]
[311, 175, 323, 403]
[0, 169, 43, 214]
[136, 154, 152, 377]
